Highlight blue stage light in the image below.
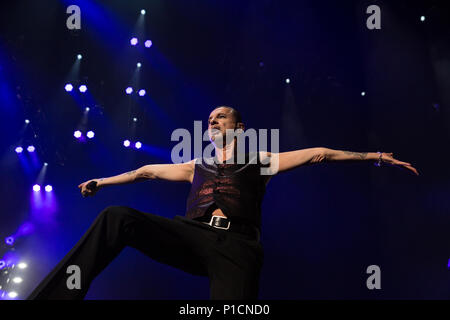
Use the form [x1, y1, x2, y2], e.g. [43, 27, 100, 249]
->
[65, 84, 73, 92]
[74, 130, 82, 138]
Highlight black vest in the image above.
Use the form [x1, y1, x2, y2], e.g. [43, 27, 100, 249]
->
[185, 152, 268, 230]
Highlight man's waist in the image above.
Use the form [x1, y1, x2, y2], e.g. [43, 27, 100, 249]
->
[201, 215, 260, 242]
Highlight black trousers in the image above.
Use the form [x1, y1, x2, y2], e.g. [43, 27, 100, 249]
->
[27, 206, 264, 300]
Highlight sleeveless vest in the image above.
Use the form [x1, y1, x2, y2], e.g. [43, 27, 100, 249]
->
[185, 152, 268, 230]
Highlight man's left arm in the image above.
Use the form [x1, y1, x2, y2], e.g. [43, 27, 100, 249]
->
[262, 147, 419, 175]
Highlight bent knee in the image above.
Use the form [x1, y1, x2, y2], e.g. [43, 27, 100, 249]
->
[100, 205, 148, 221]
[100, 205, 130, 218]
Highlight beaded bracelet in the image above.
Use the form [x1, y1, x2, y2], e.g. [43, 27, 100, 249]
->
[374, 152, 383, 167]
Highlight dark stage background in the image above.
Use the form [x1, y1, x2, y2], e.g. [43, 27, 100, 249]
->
[1, 0, 449, 299]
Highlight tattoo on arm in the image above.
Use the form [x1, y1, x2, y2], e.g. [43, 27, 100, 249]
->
[125, 170, 137, 176]
[343, 151, 368, 160]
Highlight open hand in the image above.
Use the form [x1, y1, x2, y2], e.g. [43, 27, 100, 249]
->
[381, 153, 419, 176]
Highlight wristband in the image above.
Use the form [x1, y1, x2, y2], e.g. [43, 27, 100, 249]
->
[374, 152, 383, 167]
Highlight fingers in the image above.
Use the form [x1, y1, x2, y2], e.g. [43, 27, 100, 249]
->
[409, 165, 419, 176]
[403, 164, 419, 176]
[82, 190, 93, 197]
[383, 153, 419, 176]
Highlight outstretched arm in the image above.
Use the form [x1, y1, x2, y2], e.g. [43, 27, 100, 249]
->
[78, 160, 196, 197]
[263, 147, 419, 175]
[323, 148, 419, 175]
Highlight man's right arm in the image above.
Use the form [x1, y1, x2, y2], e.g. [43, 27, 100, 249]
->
[79, 160, 196, 197]
[99, 160, 196, 187]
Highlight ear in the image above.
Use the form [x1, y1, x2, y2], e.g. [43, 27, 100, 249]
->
[235, 122, 245, 131]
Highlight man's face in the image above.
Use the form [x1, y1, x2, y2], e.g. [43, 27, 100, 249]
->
[207, 107, 239, 142]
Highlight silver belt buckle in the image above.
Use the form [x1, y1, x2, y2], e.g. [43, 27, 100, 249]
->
[207, 215, 230, 230]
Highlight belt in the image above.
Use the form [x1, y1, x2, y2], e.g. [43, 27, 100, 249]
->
[202, 216, 260, 242]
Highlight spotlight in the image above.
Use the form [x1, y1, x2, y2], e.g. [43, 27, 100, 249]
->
[130, 37, 138, 46]
[138, 89, 146, 97]
[144, 40, 152, 48]
[0, 260, 5, 269]
[45, 185, 53, 192]
[361, 91, 366, 96]
[33, 184, 41, 192]
[44, 162, 48, 166]
[285, 78, 290, 84]
[79, 85, 87, 93]
[123, 140, 131, 147]
[65, 84, 73, 92]
[141, 9, 146, 15]
[27, 146, 35, 153]
[17, 263, 27, 269]
[8, 292, 18, 299]
[25, 119, 30, 124]
[137, 62, 142, 68]
[15, 147, 23, 154]
[133, 118, 137, 122]
[420, 16, 425, 22]
[74, 130, 82, 138]
[12, 277, 22, 284]
[135, 142, 142, 149]
[125, 87, 133, 94]
[5, 237, 14, 246]
[77, 54, 82, 60]
[86, 131, 95, 139]
[85, 107, 90, 112]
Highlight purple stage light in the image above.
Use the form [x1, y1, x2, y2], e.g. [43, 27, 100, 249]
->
[86, 131, 95, 139]
[135, 141, 142, 149]
[125, 87, 133, 94]
[5, 237, 14, 246]
[33, 184, 41, 192]
[74, 130, 82, 138]
[45, 185, 53, 192]
[27, 146, 35, 153]
[65, 84, 73, 92]
[16, 222, 34, 238]
[138, 89, 146, 97]
[79, 85, 87, 93]
[144, 40, 152, 48]
[15, 147, 23, 154]
[123, 140, 130, 147]
[130, 37, 138, 46]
